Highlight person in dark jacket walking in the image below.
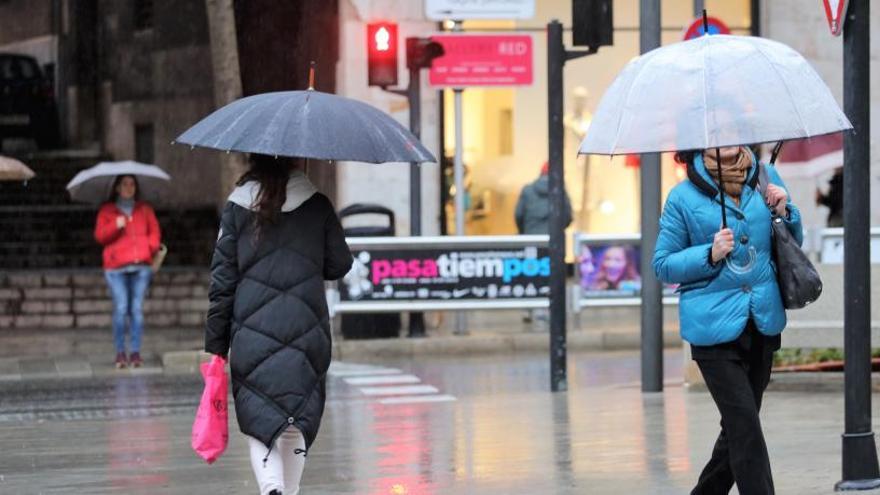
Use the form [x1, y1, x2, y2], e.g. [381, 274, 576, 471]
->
[514, 162, 573, 235]
[515, 162, 573, 324]
[205, 154, 352, 495]
[654, 146, 803, 495]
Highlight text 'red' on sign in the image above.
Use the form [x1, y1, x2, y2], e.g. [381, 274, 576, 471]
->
[429, 34, 533, 87]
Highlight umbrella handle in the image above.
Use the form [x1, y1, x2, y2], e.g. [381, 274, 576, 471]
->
[715, 147, 728, 229]
[769, 141, 784, 166]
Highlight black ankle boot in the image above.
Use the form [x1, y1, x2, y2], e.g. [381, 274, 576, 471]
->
[268, 490, 282, 495]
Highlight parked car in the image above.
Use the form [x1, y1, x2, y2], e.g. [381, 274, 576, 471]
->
[0, 53, 61, 149]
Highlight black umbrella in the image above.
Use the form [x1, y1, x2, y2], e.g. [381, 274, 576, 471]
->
[174, 66, 435, 164]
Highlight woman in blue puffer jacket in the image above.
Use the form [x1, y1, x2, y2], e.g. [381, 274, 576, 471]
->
[653, 146, 802, 495]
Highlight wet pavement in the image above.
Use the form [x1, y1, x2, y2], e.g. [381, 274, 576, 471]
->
[0, 350, 876, 494]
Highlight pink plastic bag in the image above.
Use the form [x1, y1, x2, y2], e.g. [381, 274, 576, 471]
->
[191, 355, 229, 464]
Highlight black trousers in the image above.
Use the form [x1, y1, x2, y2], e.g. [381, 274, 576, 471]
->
[691, 323, 778, 495]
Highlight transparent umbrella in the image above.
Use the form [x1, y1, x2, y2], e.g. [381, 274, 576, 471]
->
[578, 32, 851, 229]
[0, 156, 35, 182]
[578, 34, 851, 156]
[66, 161, 171, 205]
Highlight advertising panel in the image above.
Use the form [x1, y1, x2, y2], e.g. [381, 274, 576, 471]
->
[573, 234, 679, 308]
[334, 236, 550, 312]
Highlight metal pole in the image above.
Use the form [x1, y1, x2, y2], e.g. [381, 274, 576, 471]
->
[750, 0, 761, 37]
[453, 90, 465, 236]
[408, 64, 426, 338]
[836, 0, 880, 490]
[693, 0, 705, 19]
[409, 67, 422, 237]
[453, 20, 466, 238]
[452, 21, 468, 335]
[639, 0, 663, 393]
[547, 20, 567, 392]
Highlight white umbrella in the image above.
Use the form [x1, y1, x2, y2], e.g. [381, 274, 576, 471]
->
[578, 34, 852, 156]
[66, 161, 171, 205]
[0, 156, 35, 182]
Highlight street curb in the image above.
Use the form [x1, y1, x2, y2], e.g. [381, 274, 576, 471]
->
[332, 330, 683, 360]
[160, 330, 683, 374]
[685, 371, 880, 393]
[162, 350, 212, 375]
[766, 371, 880, 393]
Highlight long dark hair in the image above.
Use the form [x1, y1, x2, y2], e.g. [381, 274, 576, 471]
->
[674, 150, 699, 166]
[237, 154, 300, 235]
[109, 175, 140, 202]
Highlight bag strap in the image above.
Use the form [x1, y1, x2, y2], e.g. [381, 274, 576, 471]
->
[756, 162, 770, 198]
[756, 141, 785, 214]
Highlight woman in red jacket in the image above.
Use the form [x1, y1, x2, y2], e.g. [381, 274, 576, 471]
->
[94, 175, 161, 368]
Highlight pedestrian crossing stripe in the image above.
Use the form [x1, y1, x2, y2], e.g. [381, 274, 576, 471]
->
[333, 361, 457, 403]
[378, 395, 457, 405]
[359, 385, 439, 396]
[343, 374, 421, 386]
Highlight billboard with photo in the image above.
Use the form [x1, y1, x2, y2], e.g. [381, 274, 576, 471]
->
[573, 234, 679, 308]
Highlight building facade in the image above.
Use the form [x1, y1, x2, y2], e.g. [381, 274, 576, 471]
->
[333, 0, 880, 250]
[1, 0, 876, 227]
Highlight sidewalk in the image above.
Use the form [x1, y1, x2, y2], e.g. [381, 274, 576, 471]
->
[1, 351, 878, 494]
[0, 308, 684, 381]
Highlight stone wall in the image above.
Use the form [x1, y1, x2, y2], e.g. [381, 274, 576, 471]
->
[0, 269, 210, 331]
[0, 0, 51, 46]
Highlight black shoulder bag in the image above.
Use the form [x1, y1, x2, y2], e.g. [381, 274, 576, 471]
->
[756, 162, 823, 309]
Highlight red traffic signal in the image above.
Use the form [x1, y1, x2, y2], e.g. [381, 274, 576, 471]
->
[367, 22, 398, 87]
[407, 37, 444, 70]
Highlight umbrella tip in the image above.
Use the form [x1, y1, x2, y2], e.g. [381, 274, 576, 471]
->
[308, 61, 316, 90]
[702, 9, 709, 34]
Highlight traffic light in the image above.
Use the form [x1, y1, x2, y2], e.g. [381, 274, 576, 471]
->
[406, 38, 444, 70]
[367, 22, 398, 87]
[572, 0, 613, 48]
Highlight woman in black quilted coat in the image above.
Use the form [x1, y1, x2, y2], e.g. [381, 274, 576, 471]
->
[205, 154, 352, 495]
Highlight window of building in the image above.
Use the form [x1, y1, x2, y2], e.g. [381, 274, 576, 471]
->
[135, 124, 154, 164]
[134, 0, 154, 31]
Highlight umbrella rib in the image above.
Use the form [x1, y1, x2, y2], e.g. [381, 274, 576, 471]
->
[608, 56, 652, 155]
[255, 94, 300, 152]
[751, 41, 811, 138]
[209, 98, 266, 149]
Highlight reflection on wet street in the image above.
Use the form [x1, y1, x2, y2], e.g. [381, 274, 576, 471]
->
[0, 351, 861, 494]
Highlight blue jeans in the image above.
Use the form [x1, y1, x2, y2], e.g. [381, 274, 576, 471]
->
[105, 267, 152, 353]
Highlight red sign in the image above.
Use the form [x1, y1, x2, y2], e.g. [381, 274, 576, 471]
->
[683, 16, 731, 40]
[823, 0, 850, 36]
[429, 34, 533, 87]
